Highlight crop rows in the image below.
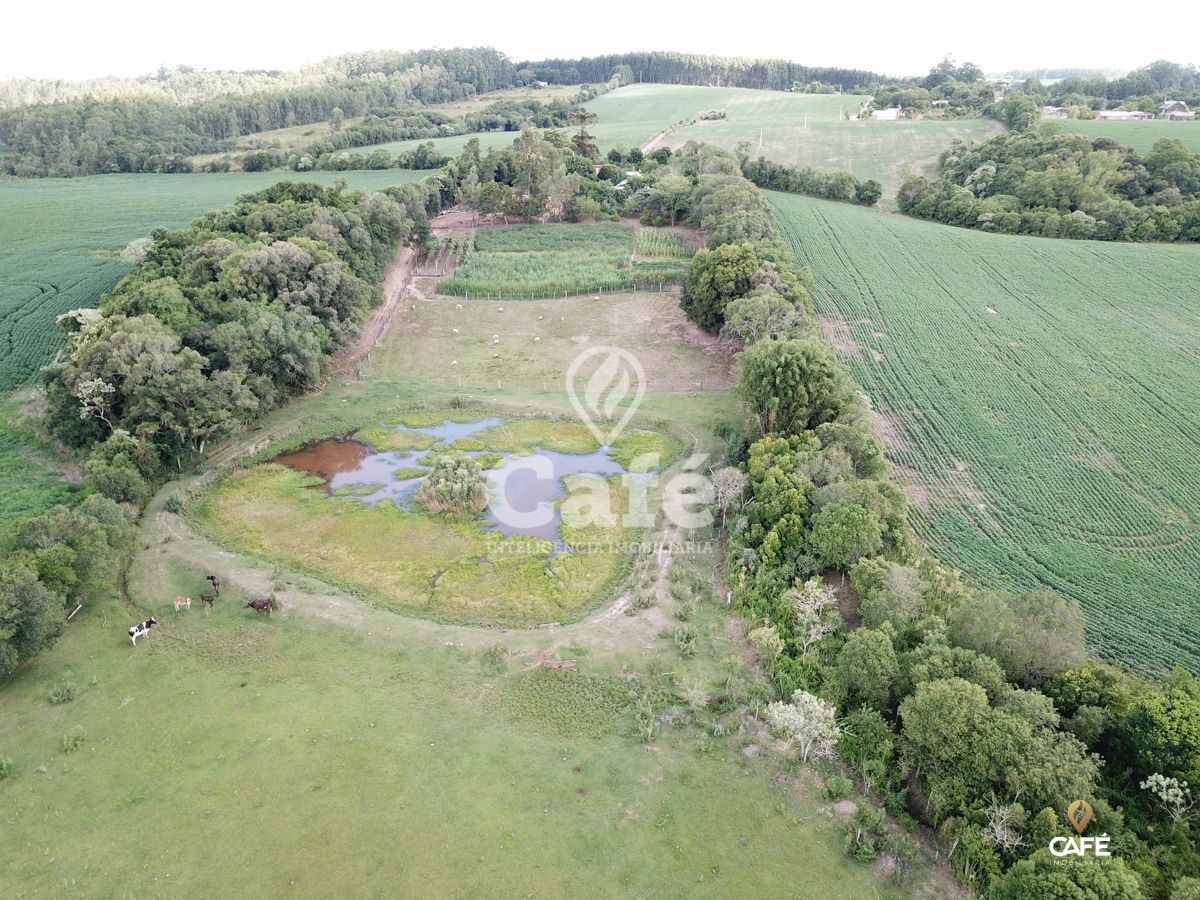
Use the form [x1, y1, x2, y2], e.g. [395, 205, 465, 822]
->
[0, 253, 131, 390]
[440, 224, 686, 298]
[769, 191, 1200, 674]
[634, 230, 693, 259]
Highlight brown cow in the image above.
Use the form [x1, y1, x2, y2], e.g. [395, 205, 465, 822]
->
[206, 574, 221, 596]
[200, 594, 216, 610]
[173, 596, 191, 612]
[245, 597, 272, 615]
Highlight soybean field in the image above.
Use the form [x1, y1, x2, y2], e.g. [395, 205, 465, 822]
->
[769, 191, 1200, 674]
[1050, 118, 1200, 156]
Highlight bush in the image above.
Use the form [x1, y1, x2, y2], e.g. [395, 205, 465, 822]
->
[480, 644, 507, 675]
[674, 625, 698, 658]
[415, 452, 488, 514]
[0, 756, 12, 779]
[48, 682, 77, 704]
[164, 494, 184, 514]
[823, 774, 854, 800]
[61, 728, 85, 753]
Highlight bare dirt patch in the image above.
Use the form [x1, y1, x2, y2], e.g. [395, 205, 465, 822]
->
[818, 315, 862, 356]
[872, 410, 916, 453]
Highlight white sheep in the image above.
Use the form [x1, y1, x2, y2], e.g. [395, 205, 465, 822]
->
[451, 360, 458, 366]
[455, 303, 462, 309]
[452, 328, 460, 334]
[537, 315, 543, 320]
[533, 337, 541, 343]
[497, 307, 504, 312]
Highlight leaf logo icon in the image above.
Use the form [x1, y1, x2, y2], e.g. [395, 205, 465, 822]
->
[566, 346, 646, 445]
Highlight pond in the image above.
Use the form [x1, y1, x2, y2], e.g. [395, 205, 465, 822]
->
[275, 418, 640, 545]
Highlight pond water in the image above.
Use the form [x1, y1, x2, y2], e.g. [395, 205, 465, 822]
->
[275, 418, 636, 545]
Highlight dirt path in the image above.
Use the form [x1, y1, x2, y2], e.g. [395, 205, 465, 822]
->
[641, 129, 673, 155]
[330, 205, 481, 375]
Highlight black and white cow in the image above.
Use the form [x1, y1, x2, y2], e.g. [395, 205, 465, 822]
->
[128, 617, 157, 646]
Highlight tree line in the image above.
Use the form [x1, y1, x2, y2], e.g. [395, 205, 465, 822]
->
[664, 142, 1197, 895]
[515, 52, 880, 93]
[898, 130, 1200, 241]
[0, 50, 516, 176]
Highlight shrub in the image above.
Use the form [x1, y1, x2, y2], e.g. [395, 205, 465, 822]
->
[164, 494, 184, 514]
[415, 452, 488, 514]
[48, 683, 77, 704]
[480, 644, 507, 675]
[61, 728, 85, 753]
[674, 624, 698, 658]
[0, 756, 12, 779]
[635, 697, 659, 743]
[823, 774, 854, 800]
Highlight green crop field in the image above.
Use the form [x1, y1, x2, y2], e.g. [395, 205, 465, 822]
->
[768, 191, 1200, 675]
[1050, 118, 1200, 155]
[585, 84, 861, 149]
[584, 84, 1004, 198]
[438, 223, 686, 298]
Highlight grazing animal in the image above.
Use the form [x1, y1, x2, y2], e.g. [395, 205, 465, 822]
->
[206, 574, 221, 596]
[128, 617, 158, 646]
[200, 593, 216, 609]
[173, 596, 191, 612]
[246, 598, 273, 615]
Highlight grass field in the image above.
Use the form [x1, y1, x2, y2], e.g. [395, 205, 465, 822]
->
[0, 393, 80, 528]
[0, 570, 901, 898]
[584, 84, 1004, 198]
[769, 191, 1200, 675]
[0, 214, 936, 894]
[1049, 118, 1200, 155]
[438, 223, 686, 298]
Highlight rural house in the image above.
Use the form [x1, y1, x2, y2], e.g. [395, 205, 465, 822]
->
[1042, 106, 1069, 118]
[870, 107, 901, 121]
[1159, 100, 1195, 120]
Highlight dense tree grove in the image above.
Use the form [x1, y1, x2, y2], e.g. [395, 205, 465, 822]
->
[43, 179, 445, 464]
[670, 139, 1200, 895]
[1008, 59, 1200, 110]
[515, 52, 879, 92]
[899, 132, 1200, 241]
[0, 49, 516, 176]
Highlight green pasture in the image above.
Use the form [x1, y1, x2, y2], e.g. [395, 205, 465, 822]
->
[1049, 117, 1200, 155]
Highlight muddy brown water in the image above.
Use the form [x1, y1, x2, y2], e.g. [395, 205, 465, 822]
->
[275, 439, 372, 488]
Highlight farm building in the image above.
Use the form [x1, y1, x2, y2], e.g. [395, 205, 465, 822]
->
[870, 107, 901, 121]
[1042, 106, 1069, 118]
[1096, 109, 1152, 121]
[1159, 100, 1195, 120]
